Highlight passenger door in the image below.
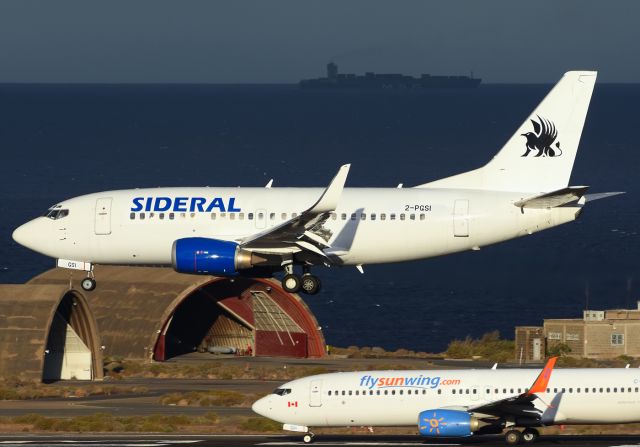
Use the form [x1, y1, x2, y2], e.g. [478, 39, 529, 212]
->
[94, 198, 113, 235]
[309, 379, 322, 407]
[453, 199, 469, 237]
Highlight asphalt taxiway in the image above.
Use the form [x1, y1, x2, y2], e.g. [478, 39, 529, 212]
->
[1, 434, 640, 447]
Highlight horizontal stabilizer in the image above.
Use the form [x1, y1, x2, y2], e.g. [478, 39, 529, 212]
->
[513, 186, 589, 209]
[584, 191, 625, 202]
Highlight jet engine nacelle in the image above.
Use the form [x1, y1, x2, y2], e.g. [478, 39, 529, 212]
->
[172, 237, 257, 276]
[418, 409, 479, 437]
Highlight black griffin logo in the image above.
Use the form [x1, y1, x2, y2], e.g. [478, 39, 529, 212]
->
[521, 116, 562, 157]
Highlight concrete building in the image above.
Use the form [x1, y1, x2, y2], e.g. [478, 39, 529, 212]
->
[0, 266, 326, 382]
[515, 302, 640, 362]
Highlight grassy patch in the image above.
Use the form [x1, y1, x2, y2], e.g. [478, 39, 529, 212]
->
[159, 390, 249, 407]
[0, 380, 148, 401]
[445, 331, 515, 362]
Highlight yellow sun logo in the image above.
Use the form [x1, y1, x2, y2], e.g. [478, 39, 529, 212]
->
[419, 412, 447, 435]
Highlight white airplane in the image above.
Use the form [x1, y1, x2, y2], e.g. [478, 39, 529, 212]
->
[12, 71, 620, 294]
[252, 357, 640, 444]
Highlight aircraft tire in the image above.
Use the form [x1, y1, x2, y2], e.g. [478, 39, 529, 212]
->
[282, 274, 301, 293]
[81, 277, 97, 291]
[302, 433, 315, 444]
[505, 429, 522, 445]
[522, 428, 539, 443]
[301, 274, 321, 295]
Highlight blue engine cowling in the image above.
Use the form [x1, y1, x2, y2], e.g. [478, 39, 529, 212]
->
[172, 237, 251, 276]
[418, 409, 477, 437]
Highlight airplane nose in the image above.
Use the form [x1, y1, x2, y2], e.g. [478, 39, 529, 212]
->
[12, 222, 31, 247]
[12, 219, 46, 253]
[252, 396, 270, 417]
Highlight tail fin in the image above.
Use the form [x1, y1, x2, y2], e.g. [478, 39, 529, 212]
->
[418, 71, 597, 193]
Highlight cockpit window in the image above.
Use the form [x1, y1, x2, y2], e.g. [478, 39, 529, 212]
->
[43, 207, 69, 220]
[273, 388, 292, 396]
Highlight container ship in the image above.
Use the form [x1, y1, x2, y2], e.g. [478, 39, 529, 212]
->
[300, 62, 481, 89]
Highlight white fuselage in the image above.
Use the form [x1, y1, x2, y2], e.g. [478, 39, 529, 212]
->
[12, 186, 581, 268]
[252, 368, 640, 428]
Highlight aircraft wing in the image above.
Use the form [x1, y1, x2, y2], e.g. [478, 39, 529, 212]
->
[239, 164, 350, 261]
[466, 357, 558, 419]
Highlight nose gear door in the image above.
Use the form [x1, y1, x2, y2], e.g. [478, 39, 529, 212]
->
[95, 198, 113, 235]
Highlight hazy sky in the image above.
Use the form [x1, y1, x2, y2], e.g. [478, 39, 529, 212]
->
[1, 0, 638, 83]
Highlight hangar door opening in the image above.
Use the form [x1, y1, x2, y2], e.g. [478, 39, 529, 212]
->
[42, 292, 99, 381]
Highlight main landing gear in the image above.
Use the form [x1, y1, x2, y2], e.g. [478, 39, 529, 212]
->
[505, 428, 539, 445]
[281, 265, 321, 295]
[302, 432, 315, 444]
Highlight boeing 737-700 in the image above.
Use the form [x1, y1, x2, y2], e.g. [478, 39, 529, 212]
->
[252, 358, 640, 444]
[12, 71, 621, 293]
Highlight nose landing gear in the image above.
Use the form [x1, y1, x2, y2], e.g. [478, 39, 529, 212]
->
[302, 432, 315, 444]
[81, 271, 96, 292]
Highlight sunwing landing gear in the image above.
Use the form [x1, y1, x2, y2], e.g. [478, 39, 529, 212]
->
[281, 265, 321, 295]
[505, 427, 539, 444]
[302, 432, 315, 444]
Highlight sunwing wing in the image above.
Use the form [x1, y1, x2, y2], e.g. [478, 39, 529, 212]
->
[239, 164, 350, 260]
[466, 357, 558, 419]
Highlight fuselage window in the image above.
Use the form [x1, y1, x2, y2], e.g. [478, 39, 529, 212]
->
[438, 389, 442, 395]
[169, 213, 175, 220]
[384, 390, 388, 395]
[546, 388, 550, 393]
[140, 213, 146, 220]
[407, 390, 411, 395]
[607, 388, 611, 393]
[510, 388, 514, 394]
[180, 212, 186, 218]
[473, 389, 477, 394]
[220, 212, 226, 219]
[351, 213, 356, 220]
[341, 213, 347, 220]
[503, 388, 507, 394]
[190, 212, 195, 218]
[410, 214, 416, 220]
[159, 213, 165, 220]
[577, 388, 580, 393]
[248, 213, 254, 220]
[130, 212, 135, 220]
[391, 390, 395, 395]
[452, 389, 456, 394]
[150, 212, 155, 219]
[420, 214, 426, 220]
[466, 389, 470, 394]
[620, 388, 624, 393]
[44, 208, 70, 220]
[270, 213, 275, 220]
[486, 389, 491, 394]
[600, 388, 604, 393]
[390, 213, 396, 220]
[376, 390, 380, 395]
[561, 388, 566, 393]
[230, 213, 235, 220]
[635, 387, 639, 392]
[361, 213, 366, 220]
[355, 390, 359, 396]
[380, 213, 386, 220]
[239, 213, 245, 220]
[292, 213, 298, 218]
[422, 390, 426, 395]
[518, 388, 522, 393]
[399, 390, 403, 395]
[371, 213, 376, 220]
[495, 389, 499, 394]
[348, 390, 352, 396]
[328, 391, 332, 396]
[613, 388, 617, 393]
[400, 214, 405, 220]
[258, 213, 264, 219]
[281, 212, 287, 220]
[211, 213, 216, 220]
[569, 388, 573, 393]
[341, 390, 345, 396]
[369, 390, 373, 395]
[330, 212, 336, 220]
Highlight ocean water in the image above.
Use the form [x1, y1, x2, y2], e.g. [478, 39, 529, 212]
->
[0, 83, 638, 353]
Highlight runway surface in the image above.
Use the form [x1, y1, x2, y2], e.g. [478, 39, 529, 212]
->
[2, 434, 640, 447]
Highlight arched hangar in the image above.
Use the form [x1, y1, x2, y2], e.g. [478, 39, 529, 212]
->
[28, 266, 326, 361]
[0, 284, 103, 382]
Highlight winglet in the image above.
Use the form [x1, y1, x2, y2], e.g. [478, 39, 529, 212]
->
[527, 356, 558, 395]
[308, 164, 351, 214]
